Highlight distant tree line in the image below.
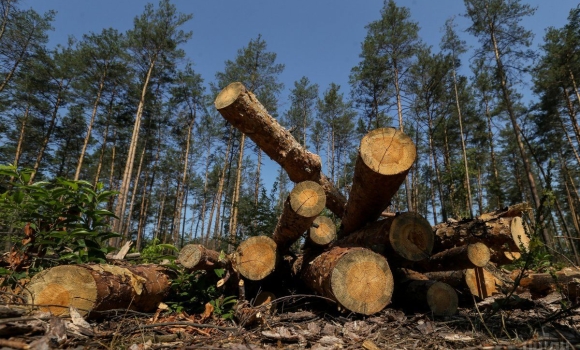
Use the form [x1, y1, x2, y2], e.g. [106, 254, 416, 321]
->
[0, 0, 579, 263]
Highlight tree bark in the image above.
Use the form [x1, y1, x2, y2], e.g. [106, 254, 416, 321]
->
[214, 82, 346, 217]
[178, 244, 229, 271]
[24, 264, 171, 317]
[300, 246, 394, 315]
[272, 181, 326, 252]
[415, 243, 491, 272]
[393, 268, 458, 316]
[514, 267, 580, 300]
[338, 212, 433, 262]
[229, 131, 245, 251]
[340, 128, 416, 236]
[424, 267, 500, 299]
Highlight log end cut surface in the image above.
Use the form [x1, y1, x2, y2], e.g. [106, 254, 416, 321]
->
[290, 181, 326, 217]
[309, 216, 336, 245]
[331, 249, 393, 315]
[426, 282, 458, 316]
[235, 236, 277, 281]
[214, 82, 245, 110]
[360, 128, 416, 176]
[178, 244, 205, 269]
[389, 212, 434, 261]
[510, 217, 530, 252]
[25, 265, 97, 316]
[465, 267, 499, 299]
[467, 243, 491, 267]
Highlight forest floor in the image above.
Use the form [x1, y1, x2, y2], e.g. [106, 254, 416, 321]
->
[1, 291, 579, 350]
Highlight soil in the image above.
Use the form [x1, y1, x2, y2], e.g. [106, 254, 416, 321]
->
[1, 292, 578, 349]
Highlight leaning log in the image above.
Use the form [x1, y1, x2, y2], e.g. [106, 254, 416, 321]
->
[415, 243, 491, 272]
[215, 82, 346, 217]
[340, 128, 416, 236]
[434, 216, 530, 254]
[513, 268, 580, 299]
[393, 268, 458, 316]
[301, 246, 394, 315]
[178, 244, 229, 271]
[308, 216, 337, 246]
[424, 267, 501, 299]
[24, 264, 171, 317]
[272, 181, 326, 252]
[232, 236, 277, 281]
[337, 212, 433, 262]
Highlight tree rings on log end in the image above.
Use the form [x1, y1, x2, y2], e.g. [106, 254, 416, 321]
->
[467, 243, 491, 267]
[389, 212, 434, 261]
[331, 249, 393, 315]
[510, 217, 529, 252]
[178, 244, 205, 269]
[25, 265, 98, 316]
[214, 82, 245, 110]
[309, 216, 336, 245]
[426, 282, 458, 316]
[360, 128, 416, 176]
[290, 181, 326, 217]
[465, 267, 499, 299]
[235, 236, 277, 281]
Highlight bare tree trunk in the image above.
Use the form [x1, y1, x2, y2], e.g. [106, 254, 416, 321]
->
[393, 65, 413, 212]
[13, 104, 30, 168]
[442, 121, 458, 218]
[254, 148, 262, 206]
[75, 75, 106, 181]
[123, 146, 146, 241]
[114, 58, 156, 238]
[229, 132, 245, 248]
[485, 99, 502, 208]
[428, 120, 446, 222]
[563, 87, 580, 147]
[557, 111, 580, 167]
[452, 67, 473, 218]
[154, 185, 167, 242]
[489, 29, 550, 247]
[29, 83, 64, 184]
[568, 68, 580, 115]
[93, 86, 118, 188]
[199, 145, 211, 242]
[0, 15, 36, 94]
[172, 117, 195, 244]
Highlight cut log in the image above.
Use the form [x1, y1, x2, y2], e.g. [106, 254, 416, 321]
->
[337, 212, 433, 262]
[308, 216, 336, 246]
[513, 268, 580, 299]
[416, 243, 491, 272]
[393, 268, 458, 316]
[490, 247, 521, 265]
[23, 264, 171, 317]
[272, 181, 326, 251]
[340, 128, 416, 236]
[233, 236, 277, 281]
[215, 82, 346, 217]
[178, 244, 229, 271]
[424, 267, 500, 299]
[434, 216, 530, 254]
[477, 202, 532, 221]
[301, 246, 394, 315]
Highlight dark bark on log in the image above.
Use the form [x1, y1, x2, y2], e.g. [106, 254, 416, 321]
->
[215, 82, 346, 217]
[24, 264, 171, 317]
[513, 268, 580, 300]
[415, 243, 491, 272]
[340, 128, 416, 236]
[272, 181, 326, 252]
[300, 246, 394, 315]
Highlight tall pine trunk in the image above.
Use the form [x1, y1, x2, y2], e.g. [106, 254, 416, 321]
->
[172, 116, 195, 245]
[114, 58, 156, 239]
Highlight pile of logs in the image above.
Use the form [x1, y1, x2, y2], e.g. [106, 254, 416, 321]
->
[24, 82, 562, 319]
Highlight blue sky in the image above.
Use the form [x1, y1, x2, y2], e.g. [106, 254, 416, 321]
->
[18, 0, 579, 198]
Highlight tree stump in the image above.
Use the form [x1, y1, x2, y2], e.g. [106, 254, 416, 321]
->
[214, 82, 346, 217]
[301, 246, 394, 315]
[272, 181, 326, 251]
[340, 128, 416, 236]
[24, 264, 171, 317]
[308, 216, 336, 246]
[338, 212, 433, 262]
[233, 236, 277, 281]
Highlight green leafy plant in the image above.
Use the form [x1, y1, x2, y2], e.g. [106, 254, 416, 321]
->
[140, 238, 178, 263]
[0, 164, 120, 268]
[209, 295, 237, 320]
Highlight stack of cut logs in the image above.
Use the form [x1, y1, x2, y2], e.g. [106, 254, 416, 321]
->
[26, 82, 572, 319]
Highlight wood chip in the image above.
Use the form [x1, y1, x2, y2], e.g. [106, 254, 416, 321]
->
[439, 332, 475, 342]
